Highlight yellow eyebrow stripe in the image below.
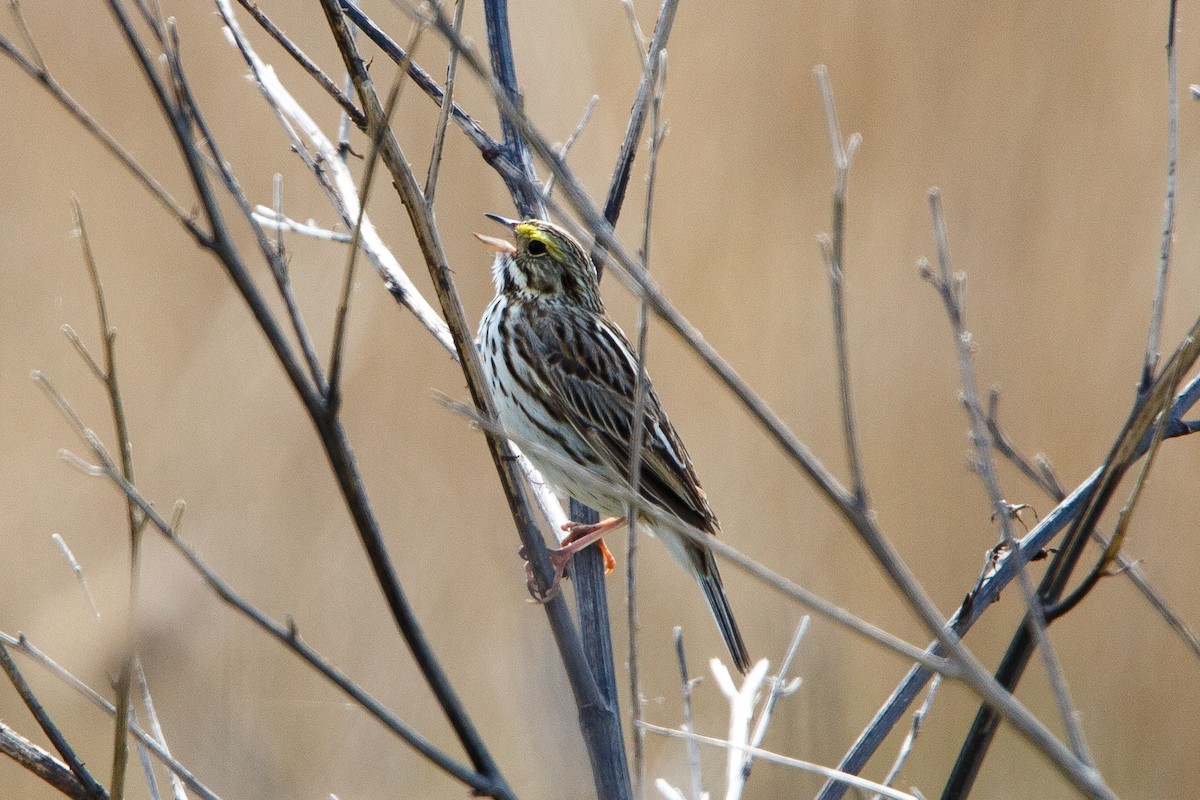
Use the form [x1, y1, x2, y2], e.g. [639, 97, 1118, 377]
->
[515, 223, 565, 261]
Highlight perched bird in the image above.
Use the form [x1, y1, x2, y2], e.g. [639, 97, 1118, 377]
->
[475, 215, 750, 673]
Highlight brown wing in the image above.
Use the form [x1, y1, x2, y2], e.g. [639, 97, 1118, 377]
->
[523, 304, 719, 533]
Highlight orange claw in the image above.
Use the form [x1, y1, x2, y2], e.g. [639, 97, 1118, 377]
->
[520, 517, 625, 602]
[598, 539, 616, 575]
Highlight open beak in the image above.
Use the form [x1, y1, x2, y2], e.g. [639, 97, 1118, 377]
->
[484, 213, 520, 229]
[475, 213, 520, 254]
[473, 232, 516, 255]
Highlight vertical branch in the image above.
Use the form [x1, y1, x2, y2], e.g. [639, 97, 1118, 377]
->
[469, 2, 634, 796]
[72, 197, 142, 799]
[742, 617, 808, 786]
[329, 71, 409, 409]
[813, 66, 866, 507]
[596, 0, 681, 271]
[871, 676, 941, 800]
[924, 189, 1092, 767]
[1143, 0, 1178, 387]
[673, 629, 704, 800]
[627, 49, 668, 799]
[424, 0, 465, 204]
[318, 7, 635, 800]
[480, 0, 545, 219]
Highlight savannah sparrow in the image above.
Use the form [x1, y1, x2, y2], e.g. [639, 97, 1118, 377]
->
[475, 215, 751, 673]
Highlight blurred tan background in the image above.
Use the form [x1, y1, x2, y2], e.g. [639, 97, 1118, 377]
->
[2, 2, 1199, 798]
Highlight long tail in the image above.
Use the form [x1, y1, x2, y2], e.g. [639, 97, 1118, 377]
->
[695, 549, 751, 674]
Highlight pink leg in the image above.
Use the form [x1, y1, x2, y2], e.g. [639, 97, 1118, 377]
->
[523, 517, 626, 602]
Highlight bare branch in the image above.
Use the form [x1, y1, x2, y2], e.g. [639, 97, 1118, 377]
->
[0, 641, 106, 798]
[742, 617, 808, 786]
[813, 66, 867, 508]
[627, 48, 669, 800]
[329, 72, 409, 409]
[872, 676, 940, 800]
[0, 721, 93, 800]
[542, 93, 599, 199]
[1143, 0, 1179, 385]
[924, 189, 1092, 764]
[673, 628, 704, 800]
[424, 0, 466, 203]
[234, 0, 366, 127]
[639, 722, 918, 800]
[3, 633, 221, 800]
[32, 370, 504, 797]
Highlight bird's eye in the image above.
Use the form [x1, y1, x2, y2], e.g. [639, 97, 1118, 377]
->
[527, 239, 548, 256]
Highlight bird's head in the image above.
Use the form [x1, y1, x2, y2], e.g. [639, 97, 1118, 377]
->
[475, 215, 602, 310]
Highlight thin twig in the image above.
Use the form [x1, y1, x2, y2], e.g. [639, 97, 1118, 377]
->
[924, 189, 1092, 764]
[4, 633, 221, 800]
[872, 676, 940, 800]
[424, 0, 465, 203]
[593, 0, 680, 274]
[620, 0, 649, 61]
[72, 196, 143, 799]
[742, 617, 808, 785]
[52, 534, 101, 624]
[627, 48, 668, 800]
[252, 208, 352, 242]
[542, 94, 599, 199]
[0, 641, 107, 798]
[1143, 0, 1178, 386]
[133, 660, 188, 800]
[673, 628, 704, 800]
[985, 388, 1064, 498]
[0, 721, 93, 800]
[271, 174, 286, 258]
[329, 69, 409, 410]
[234, 0, 366, 127]
[32, 370, 504, 797]
[8, 0, 46, 69]
[639, 722, 917, 800]
[814, 66, 867, 508]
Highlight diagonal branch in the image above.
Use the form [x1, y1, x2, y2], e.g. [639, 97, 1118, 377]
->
[0, 721, 96, 800]
[33, 370, 500, 797]
[0, 642, 107, 799]
[924, 188, 1091, 773]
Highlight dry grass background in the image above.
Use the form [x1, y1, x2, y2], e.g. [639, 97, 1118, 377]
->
[1, 2, 1199, 798]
